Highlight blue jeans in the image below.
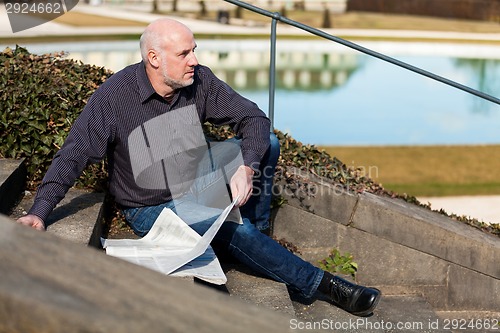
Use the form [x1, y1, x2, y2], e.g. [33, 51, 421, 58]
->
[122, 132, 324, 298]
[239, 132, 280, 231]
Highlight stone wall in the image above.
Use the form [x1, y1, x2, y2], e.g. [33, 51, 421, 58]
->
[272, 170, 500, 311]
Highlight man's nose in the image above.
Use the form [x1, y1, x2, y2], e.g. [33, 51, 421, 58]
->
[188, 52, 199, 66]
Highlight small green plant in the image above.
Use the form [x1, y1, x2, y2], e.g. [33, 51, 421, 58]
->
[270, 195, 287, 209]
[318, 248, 358, 279]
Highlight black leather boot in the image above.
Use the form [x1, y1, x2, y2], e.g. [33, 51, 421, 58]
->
[327, 275, 381, 316]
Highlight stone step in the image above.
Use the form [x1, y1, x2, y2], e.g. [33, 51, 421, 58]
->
[289, 290, 379, 332]
[435, 311, 500, 333]
[0, 214, 296, 333]
[223, 263, 296, 317]
[9, 187, 105, 246]
[220, 261, 470, 333]
[2, 156, 105, 246]
[0, 158, 26, 215]
[290, 293, 451, 332]
[374, 295, 451, 333]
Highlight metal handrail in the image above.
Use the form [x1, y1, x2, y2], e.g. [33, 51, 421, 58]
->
[223, 0, 500, 127]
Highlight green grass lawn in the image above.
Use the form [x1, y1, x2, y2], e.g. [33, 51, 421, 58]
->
[320, 145, 500, 197]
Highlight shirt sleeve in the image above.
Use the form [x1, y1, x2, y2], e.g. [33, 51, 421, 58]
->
[29, 94, 115, 222]
[200, 66, 271, 171]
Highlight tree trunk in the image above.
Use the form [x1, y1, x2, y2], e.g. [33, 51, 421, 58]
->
[199, 1, 207, 16]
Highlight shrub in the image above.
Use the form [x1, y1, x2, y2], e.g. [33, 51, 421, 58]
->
[0, 45, 112, 190]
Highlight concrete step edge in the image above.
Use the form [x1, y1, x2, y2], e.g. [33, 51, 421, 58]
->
[0, 158, 26, 215]
[223, 263, 296, 318]
[9, 187, 105, 246]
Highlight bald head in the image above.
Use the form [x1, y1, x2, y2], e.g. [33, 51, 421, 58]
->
[140, 18, 194, 62]
[139, 18, 199, 98]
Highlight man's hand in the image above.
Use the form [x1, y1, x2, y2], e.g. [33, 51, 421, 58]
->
[17, 214, 45, 231]
[230, 165, 255, 207]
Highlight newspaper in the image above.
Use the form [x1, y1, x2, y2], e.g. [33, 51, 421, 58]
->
[101, 198, 239, 285]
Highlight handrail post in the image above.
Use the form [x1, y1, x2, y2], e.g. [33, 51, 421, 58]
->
[268, 14, 278, 130]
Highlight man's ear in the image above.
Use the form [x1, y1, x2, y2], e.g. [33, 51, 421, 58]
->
[147, 50, 160, 69]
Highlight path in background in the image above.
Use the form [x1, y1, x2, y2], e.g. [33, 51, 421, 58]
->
[418, 195, 500, 224]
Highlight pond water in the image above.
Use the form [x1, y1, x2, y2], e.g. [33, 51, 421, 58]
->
[5, 39, 500, 146]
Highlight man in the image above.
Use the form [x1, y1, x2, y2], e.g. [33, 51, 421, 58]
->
[17, 18, 380, 316]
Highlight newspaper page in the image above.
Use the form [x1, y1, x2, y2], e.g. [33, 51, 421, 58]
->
[101, 198, 239, 285]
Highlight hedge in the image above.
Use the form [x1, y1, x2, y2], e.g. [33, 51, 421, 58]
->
[1, 45, 112, 190]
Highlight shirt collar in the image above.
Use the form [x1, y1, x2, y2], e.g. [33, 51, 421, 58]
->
[136, 61, 197, 104]
[136, 61, 157, 103]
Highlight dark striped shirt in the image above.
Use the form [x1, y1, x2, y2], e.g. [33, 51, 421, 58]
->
[29, 62, 271, 222]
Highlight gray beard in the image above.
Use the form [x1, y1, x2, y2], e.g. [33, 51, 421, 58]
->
[163, 74, 193, 90]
